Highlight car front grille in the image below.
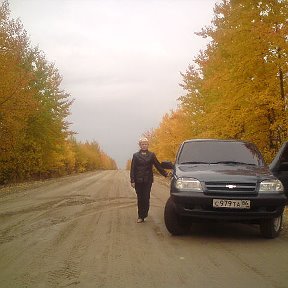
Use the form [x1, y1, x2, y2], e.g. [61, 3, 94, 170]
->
[204, 181, 257, 195]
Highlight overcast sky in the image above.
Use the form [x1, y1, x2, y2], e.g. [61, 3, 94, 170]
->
[8, 0, 217, 168]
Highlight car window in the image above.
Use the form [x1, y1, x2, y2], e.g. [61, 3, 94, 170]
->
[177, 141, 264, 166]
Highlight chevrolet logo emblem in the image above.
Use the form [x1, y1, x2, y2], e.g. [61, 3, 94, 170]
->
[226, 184, 237, 189]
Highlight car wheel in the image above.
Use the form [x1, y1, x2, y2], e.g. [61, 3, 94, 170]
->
[164, 197, 190, 235]
[260, 214, 283, 239]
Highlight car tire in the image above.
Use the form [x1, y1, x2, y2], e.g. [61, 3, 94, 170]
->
[164, 197, 190, 235]
[260, 214, 283, 239]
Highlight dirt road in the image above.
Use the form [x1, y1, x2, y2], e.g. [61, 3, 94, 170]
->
[0, 170, 288, 288]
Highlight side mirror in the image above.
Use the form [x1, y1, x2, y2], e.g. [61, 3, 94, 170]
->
[161, 161, 174, 170]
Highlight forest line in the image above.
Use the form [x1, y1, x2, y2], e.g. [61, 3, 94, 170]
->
[1, 1, 287, 183]
[0, 1, 117, 185]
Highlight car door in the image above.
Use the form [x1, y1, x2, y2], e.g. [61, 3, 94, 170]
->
[269, 141, 288, 197]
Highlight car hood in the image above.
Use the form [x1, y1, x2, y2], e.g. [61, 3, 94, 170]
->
[175, 164, 274, 182]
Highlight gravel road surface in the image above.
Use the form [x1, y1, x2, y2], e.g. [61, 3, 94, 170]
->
[0, 170, 288, 288]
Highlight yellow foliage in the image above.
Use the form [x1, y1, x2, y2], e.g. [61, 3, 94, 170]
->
[72, 139, 117, 173]
[146, 109, 193, 162]
[145, 0, 288, 164]
[126, 159, 132, 170]
[180, 0, 288, 163]
[0, 2, 117, 184]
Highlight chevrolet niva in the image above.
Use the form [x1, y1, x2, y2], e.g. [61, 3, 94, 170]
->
[161, 139, 288, 238]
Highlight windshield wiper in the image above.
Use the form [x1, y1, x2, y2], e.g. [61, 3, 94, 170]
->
[210, 161, 256, 166]
[179, 161, 209, 165]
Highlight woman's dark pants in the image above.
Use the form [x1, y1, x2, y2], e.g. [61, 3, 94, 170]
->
[135, 182, 152, 219]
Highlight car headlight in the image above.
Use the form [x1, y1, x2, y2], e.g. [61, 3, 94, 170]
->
[175, 178, 203, 191]
[259, 179, 284, 192]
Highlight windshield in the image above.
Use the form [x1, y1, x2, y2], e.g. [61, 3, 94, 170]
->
[177, 141, 264, 166]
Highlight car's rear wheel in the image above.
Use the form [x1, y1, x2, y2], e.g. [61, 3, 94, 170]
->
[260, 214, 283, 239]
[164, 197, 190, 235]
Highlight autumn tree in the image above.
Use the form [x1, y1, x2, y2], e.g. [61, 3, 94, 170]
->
[0, 0, 38, 182]
[0, 1, 117, 184]
[180, 0, 288, 162]
[71, 139, 117, 172]
[126, 159, 132, 170]
[146, 109, 191, 161]
[0, 0, 75, 182]
[99, 151, 117, 170]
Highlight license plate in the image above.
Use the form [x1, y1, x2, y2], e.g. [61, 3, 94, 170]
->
[213, 199, 250, 209]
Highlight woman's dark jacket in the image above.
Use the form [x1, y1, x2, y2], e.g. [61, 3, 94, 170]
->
[130, 151, 167, 184]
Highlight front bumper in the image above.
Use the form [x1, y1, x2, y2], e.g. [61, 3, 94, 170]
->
[171, 191, 287, 221]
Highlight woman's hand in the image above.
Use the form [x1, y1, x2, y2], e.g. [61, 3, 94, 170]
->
[131, 182, 135, 189]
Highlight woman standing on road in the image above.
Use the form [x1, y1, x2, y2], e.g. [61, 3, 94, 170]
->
[130, 137, 169, 223]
